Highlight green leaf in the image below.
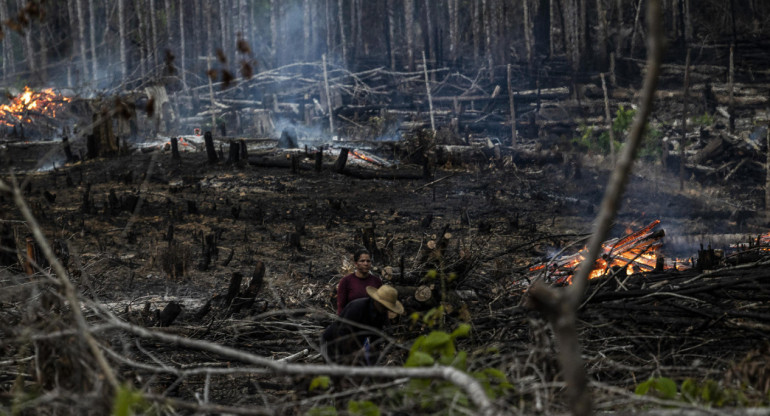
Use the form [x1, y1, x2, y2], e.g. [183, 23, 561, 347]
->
[450, 323, 471, 339]
[482, 368, 508, 383]
[409, 312, 421, 324]
[635, 377, 676, 400]
[680, 378, 698, 402]
[409, 335, 426, 354]
[405, 351, 435, 367]
[347, 400, 380, 416]
[111, 384, 146, 416]
[653, 377, 677, 399]
[308, 376, 331, 391]
[305, 406, 338, 416]
[422, 331, 451, 351]
[635, 380, 652, 396]
[450, 350, 468, 371]
[425, 269, 438, 279]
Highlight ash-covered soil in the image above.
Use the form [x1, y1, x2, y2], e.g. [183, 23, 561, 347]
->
[2, 140, 768, 414]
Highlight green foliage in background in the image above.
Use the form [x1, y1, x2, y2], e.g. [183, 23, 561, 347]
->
[635, 377, 766, 407]
[692, 112, 714, 127]
[112, 384, 150, 416]
[573, 105, 662, 158]
[404, 314, 513, 410]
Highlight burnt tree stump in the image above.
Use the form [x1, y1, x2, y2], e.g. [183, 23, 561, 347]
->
[334, 148, 349, 173]
[315, 149, 323, 172]
[157, 301, 182, 327]
[224, 272, 244, 308]
[227, 140, 240, 164]
[230, 261, 266, 315]
[62, 136, 75, 163]
[0, 224, 17, 268]
[170, 137, 181, 160]
[204, 131, 218, 164]
[239, 139, 248, 161]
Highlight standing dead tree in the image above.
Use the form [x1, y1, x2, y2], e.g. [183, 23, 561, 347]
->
[528, 0, 665, 415]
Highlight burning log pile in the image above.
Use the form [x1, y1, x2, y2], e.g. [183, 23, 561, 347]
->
[477, 222, 770, 404]
[0, 86, 71, 139]
[529, 220, 690, 285]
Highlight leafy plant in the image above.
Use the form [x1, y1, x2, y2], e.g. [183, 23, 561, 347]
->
[635, 377, 755, 407]
[347, 400, 380, 416]
[308, 376, 331, 391]
[692, 112, 714, 127]
[306, 406, 338, 416]
[635, 377, 678, 400]
[403, 321, 513, 409]
[112, 384, 149, 416]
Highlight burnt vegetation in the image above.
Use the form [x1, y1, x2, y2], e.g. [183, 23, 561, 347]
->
[2, 0, 770, 415]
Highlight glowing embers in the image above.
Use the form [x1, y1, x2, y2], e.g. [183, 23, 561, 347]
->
[348, 148, 392, 167]
[531, 220, 688, 285]
[0, 87, 70, 126]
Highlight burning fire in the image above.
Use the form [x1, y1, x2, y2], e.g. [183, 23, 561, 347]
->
[0, 86, 70, 127]
[531, 220, 689, 284]
[349, 149, 386, 166]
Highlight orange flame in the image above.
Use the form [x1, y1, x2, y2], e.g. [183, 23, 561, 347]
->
[0, 86, 70, 126]
[530, 220, 687, 284]
[350, 149, 381, 165]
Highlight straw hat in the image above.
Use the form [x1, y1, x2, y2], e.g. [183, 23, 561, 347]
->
[366, 285, 404, 315]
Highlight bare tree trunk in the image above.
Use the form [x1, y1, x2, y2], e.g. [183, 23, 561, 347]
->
[0, 0, 12, 81]
[596, 0, 608, 69]
[66, 0, 76, 85]
[630, 0, 643, 57]
[118, 0, 127, 82]
[165, 0, 172, 53]
[423, 51, 435, 133]
[338, 0, 347, 65]
[601, 72, 615, 165]
[355, 0, 363, 56]
[424, 0, 435, 63]
[472, 0, 481, 63]
[404, 0, 414, 71]
[578, 0, 586, 69]
[76, 0, 89, 81]
[19, 0, 36, 81]
[271, 0, 279, 67]
[192, 0, 201, 74]
[728, 44, 735, 133]
[179, 0, 187, 87]
[765, 128, 770, 222]
[523, 0, 533, 74]
[88, 0, 98, 80]
[386, 0, 396, 70]
[205, 1, 213, 60]
[680, 48, 690, 191]
[322, 54, 335, 134]
[303, 0, 312, 60]
[483, 0, 493, 79]
[549, 0, 555, 57]
[150, 0, 159, 77]
[136, 0, 147, 78]
[447, 0, 458, 62]
[683, 0, 691, 41]
[38, 13, 47, 83]
[220, 0, 228, 65]
[325, 0, 332, 58]
[508, 64, 517, 144]
[615, 0, 623, 57]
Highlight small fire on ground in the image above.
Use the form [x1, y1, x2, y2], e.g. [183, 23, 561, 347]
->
[0, 86, 70, 127]
[530, 220, 690, 285]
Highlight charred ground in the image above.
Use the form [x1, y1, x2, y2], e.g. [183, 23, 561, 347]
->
[3, 122, 770, 414]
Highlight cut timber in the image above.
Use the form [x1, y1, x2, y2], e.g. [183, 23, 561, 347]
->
[693, 136, 726, 165]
